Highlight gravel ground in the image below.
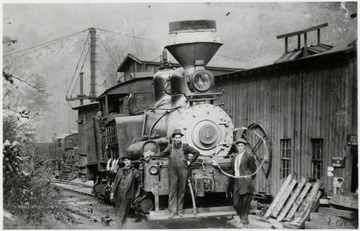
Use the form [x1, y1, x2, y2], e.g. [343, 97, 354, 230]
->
[55, 182, 272, 229]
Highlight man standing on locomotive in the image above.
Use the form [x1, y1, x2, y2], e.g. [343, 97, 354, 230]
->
[159, 128, 200, 218]
[110, 155, 140, 228]
[212, 138, 257, 228]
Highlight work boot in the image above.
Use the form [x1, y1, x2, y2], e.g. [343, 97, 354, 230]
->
[236, 223, 245, 229]
[178, 211, 184, 217]
[169, 212, 177, 219]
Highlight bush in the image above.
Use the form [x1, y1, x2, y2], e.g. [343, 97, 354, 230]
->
[3, 140, 68, 227]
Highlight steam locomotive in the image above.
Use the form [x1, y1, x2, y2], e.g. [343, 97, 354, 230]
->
[83, 20, 271, 219]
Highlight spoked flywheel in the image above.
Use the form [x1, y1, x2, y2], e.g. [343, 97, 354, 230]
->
[242, 123, 272, 178]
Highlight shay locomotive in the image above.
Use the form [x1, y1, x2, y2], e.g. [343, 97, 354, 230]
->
[83, 20, 271, 219]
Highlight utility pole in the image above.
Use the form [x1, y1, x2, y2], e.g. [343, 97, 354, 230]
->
[89, 28, 97, 101]
[66, 28, 98, 103]
[79, 72, 84, 106]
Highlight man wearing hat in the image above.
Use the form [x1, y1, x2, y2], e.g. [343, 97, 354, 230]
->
[159, 128, 200, 218]
[110, 154, 140, 228]
[212, 138, 256, 228]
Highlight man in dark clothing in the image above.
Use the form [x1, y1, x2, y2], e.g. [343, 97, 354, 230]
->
[159, 128, 200, 218]
[212, 138, 257, 228]
[110, 155, 140, 228]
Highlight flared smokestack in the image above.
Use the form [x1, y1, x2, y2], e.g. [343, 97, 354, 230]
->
[165, 20, 222, 68]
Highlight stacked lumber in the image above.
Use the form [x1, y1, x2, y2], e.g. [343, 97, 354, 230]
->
[305, 193, 358, 229]
[263, 174, 322, 229]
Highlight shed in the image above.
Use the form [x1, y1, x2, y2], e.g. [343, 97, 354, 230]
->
[214, 35, 357, 196]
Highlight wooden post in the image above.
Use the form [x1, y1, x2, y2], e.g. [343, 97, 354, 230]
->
[285, 37, 288, 53]
[304, 33, 307, 56]
[80, 72, 84, 106]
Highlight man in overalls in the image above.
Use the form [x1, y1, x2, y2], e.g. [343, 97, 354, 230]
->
[159, 129, 200, 218]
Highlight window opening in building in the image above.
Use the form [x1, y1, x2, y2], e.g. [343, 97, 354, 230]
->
[280, 139, 291, 178]
[311, 138, 324, 180]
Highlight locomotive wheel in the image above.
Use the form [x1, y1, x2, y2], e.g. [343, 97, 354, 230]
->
[134, 198, 154, 216]
[139, 198, 154, 214]
[242, 123, 272, 178]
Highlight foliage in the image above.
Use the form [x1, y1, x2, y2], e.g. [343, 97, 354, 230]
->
[3, 36, 68, 227]
[3, 116, 18, 143]
[3, 108, 33, 143]
[23, 73, 51, 113]
[3, 116, 68, 227]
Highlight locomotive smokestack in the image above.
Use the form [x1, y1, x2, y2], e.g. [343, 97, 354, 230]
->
[165, 20, 222, 68]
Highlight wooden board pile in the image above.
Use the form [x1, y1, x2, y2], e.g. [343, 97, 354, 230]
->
[304, 193, 358, 229]
[262, 174, 322, 229]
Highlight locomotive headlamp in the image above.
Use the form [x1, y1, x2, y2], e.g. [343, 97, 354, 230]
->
[149, 165, 159, 175]
[188, 70, 214, 92]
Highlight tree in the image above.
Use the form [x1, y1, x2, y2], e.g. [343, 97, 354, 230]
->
[23, 73, 51, 113]
[3, 36, 68, 228]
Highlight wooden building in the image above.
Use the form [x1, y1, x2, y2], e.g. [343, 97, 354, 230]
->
[214, 34, 357, 196]
[117, 53, 246, 82]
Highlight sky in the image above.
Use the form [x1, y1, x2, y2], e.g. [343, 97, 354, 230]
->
[2, 1, 357, 142]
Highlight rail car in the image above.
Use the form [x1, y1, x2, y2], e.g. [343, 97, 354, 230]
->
[83, 20, 272, 219]
[49, 133, 79, 180]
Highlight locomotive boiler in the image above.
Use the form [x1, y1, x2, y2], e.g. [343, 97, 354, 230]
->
[89, 20, 271, 219]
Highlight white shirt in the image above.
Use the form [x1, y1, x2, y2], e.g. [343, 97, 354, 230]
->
[111, 159, 119, 173]
[234, 150, 245, 177]
[106, 158, 113, 171]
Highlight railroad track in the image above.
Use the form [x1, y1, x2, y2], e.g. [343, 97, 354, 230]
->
[51, 180, 162, 229]
[51, 179, 249, 229]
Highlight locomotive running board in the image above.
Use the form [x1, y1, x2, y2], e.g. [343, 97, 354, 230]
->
[148, 206, 237, 220]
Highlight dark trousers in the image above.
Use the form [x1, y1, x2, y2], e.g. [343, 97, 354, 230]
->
[168, 166, 188, 213]
[115, 199, 131, 228]
[233, 193, 253, 224]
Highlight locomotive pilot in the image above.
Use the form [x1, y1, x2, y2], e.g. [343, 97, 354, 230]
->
[158, 129, 200, 218]
[212, 138, 257, 228]
[110, 155, 140, 228]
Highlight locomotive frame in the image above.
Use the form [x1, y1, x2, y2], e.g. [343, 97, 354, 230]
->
[77, 20, 272, 219]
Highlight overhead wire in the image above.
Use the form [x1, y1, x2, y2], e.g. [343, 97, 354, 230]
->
[96, 28, 159, 44]
[215, 53, 244, 61]
[150, 55, 161, 62]
[97, 34, 118, 68]
[66, 32, 90, 97]
[4, 29, 89, 58]
[70, 48, 90, 97]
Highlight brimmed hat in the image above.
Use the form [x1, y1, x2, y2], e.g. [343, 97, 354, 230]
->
[171, 129, 184, 138]
[235, 138, 248, 145]
[121, 155, 131, 161]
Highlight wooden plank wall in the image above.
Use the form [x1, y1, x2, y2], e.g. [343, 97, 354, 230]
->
[214, 53, 357, 196]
